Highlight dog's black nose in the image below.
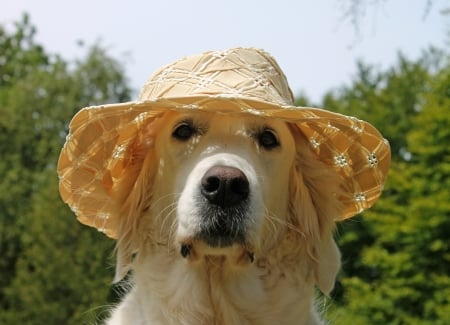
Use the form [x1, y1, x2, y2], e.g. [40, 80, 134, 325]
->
[201, 166, 249, 207]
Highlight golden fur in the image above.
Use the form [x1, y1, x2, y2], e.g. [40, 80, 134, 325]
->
[106, 111, 343, 324]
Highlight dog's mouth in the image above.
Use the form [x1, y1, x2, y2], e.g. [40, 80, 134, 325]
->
[178, 206, 255, 265]
[197, 204, 247, 246]
[179, 241, 255, 266]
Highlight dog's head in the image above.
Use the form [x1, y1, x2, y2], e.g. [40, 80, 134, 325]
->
[115, 110, 342, 294]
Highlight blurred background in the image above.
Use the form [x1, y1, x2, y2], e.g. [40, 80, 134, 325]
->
[0, 0, 449, 324]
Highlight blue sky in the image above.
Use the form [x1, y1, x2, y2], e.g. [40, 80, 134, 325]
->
[2, 0, 448, 102]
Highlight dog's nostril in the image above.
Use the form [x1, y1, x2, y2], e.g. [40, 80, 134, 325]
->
[202, 175, 221, 193]
[229, 177, 250, 197]
[201, 166, 249, 207]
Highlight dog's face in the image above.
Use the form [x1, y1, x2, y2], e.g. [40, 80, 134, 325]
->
[148, 110, 296, 263]
[117, 109, 340, 294]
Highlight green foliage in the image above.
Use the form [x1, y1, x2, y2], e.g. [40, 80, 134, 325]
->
[3, 171, 115, 324]
[323, 49, 450, 324]
[322, 50, 446, 159]
[0, 14, 131, 324]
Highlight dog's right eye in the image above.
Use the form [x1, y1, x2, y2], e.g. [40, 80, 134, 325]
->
[172, 122, 195, 141]
[258, 128, 280, 150]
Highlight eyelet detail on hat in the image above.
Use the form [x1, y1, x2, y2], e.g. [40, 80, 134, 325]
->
[172, 121, 195, 141]
[258, 128, 280, 150]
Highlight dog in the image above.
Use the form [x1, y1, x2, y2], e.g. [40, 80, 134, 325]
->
[57, 47, 389, 325]
[105, 110, 342, 324]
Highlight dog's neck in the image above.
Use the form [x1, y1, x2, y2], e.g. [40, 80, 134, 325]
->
[117, 239, 322, 325]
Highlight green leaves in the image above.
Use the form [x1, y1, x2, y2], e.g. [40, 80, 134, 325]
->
[0, 14, 130, 324]
[323, 47, 450, 324]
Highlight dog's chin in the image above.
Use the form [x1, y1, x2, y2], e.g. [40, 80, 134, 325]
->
[199, 235, 242, 248]
[197, 222, 246, 247]
[178, 236, 255, 268]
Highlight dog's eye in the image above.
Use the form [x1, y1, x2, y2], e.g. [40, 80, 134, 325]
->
[172, 122, 195, 141]
[258, 129, 280, 149]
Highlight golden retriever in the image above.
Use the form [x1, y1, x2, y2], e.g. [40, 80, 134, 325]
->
[106, 110, 342, 325]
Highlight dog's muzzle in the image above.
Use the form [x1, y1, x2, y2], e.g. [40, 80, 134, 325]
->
[177, 154, 261, 265]
[195, 165, 250, 247]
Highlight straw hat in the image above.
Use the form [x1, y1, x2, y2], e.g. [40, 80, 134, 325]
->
[58, 47, 390, 239]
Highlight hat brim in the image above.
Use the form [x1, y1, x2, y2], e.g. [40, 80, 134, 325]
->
[58, 96, 390, 238]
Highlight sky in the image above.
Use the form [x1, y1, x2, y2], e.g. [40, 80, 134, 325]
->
[1, 0, 448, 103]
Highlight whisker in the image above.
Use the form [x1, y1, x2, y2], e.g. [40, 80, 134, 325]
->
[159, 205, 179, 243]
[151, 192, 181, 211]
[265, 212, 305, 238]
[166, 207, 180, 248]
[82, 303, 119, 325]
[262, 208, 278, 237]
[148, 192, 179, 225]
[154, 201, 176, 220]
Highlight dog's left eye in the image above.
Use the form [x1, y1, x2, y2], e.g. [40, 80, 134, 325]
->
[172, 122, 195, 141]
[258, 129, 280, 149]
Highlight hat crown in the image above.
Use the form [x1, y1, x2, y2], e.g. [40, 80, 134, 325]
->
[139, 48, 295, 106]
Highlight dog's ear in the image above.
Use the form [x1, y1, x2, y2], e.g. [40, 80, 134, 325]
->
[288, 168, 341, 295]
[112, 116, 166, 282]
[314, 235, 341, 295]
[288, 125, 343, 295]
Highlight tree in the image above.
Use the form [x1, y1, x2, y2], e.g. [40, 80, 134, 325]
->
[0, 15, 131, 324]
[322, 48, 450, 324]
[322, 50, 445, 160]
[338, 0, 439, 37]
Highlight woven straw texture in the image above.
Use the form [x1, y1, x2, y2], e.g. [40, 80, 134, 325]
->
[58, 47, 390, 238]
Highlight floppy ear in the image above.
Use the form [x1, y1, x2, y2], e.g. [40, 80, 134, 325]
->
[288, 168, 341, 295]
[113, 116, 166, 282]
[288, 125, 343, 295]
[314, 234, 341, 295]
